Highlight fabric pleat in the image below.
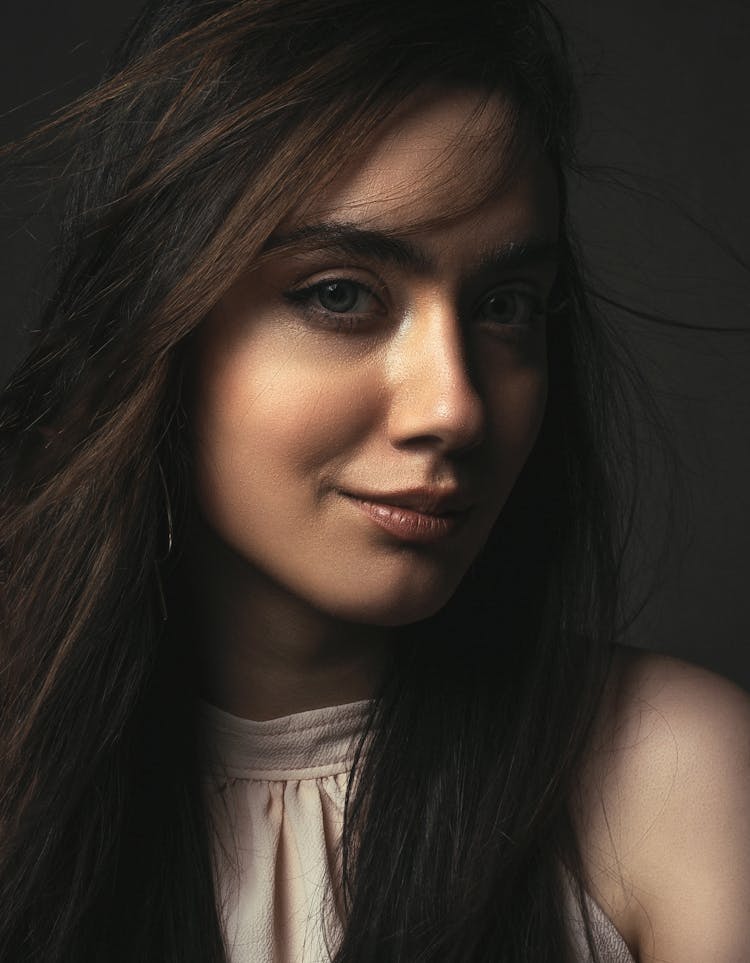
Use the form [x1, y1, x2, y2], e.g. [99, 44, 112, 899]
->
[198, 698, 635, 963]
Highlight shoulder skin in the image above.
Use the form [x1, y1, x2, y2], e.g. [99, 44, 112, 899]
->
[574, 645, 750, 963]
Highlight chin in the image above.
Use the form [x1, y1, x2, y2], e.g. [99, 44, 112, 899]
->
[317, 580, 460, 628]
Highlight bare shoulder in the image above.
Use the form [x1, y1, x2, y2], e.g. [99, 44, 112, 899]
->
[575, 645, 750, 963]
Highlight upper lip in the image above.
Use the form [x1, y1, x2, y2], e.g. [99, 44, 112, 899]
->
[343, 487, 474, 515]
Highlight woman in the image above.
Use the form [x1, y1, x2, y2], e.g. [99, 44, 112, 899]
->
[0, 1, 748, 961]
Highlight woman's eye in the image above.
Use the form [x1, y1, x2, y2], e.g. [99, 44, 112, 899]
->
[286, 278, 384, 320]
[475, 289, 542, 327]
[316, 280, 362, 312]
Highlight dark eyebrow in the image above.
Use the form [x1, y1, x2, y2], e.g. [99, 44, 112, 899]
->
[473, 238, 559, 277]
[262, 221, 558, 276]
[263, 222, 433, 272]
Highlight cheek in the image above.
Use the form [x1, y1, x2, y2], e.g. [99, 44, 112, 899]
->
[189, 330, 379, 527]
[484, 358, 548, 480]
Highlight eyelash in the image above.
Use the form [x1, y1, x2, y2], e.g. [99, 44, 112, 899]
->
[474, 289, 546, 333]
[283, 277, 546, 336]
[284, 277, 384, 331]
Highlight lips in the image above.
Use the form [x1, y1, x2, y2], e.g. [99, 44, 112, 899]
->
[341, 487, 473, 516]
[338, 487, 474, 543]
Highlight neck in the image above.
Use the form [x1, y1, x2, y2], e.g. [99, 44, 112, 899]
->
[176, 513, 390, 721]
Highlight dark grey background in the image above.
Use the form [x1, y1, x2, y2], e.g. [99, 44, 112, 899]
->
[2, 2, 749, 689]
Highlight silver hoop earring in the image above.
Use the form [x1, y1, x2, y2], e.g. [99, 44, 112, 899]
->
[154, 460, 173, 622]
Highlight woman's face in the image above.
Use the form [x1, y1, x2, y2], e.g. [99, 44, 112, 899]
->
[189, 89, 559, 627]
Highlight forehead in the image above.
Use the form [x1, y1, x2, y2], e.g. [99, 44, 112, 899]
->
[284, 87, 559, 249]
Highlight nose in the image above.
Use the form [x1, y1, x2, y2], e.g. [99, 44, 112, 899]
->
[386, 301, 486, 455]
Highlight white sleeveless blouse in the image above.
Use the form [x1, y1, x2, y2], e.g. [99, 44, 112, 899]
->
[199, 700, 636, 963]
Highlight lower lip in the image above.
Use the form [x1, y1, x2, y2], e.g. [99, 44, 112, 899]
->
[342, 493, 469, 543]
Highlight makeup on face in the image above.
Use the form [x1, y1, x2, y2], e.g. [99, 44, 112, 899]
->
[188, 88, 559, 631]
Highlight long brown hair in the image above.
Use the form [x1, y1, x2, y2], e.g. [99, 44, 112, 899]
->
[0, 1, 644, 959]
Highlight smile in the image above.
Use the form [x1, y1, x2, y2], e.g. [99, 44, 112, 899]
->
[340, 491, 472, 543]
